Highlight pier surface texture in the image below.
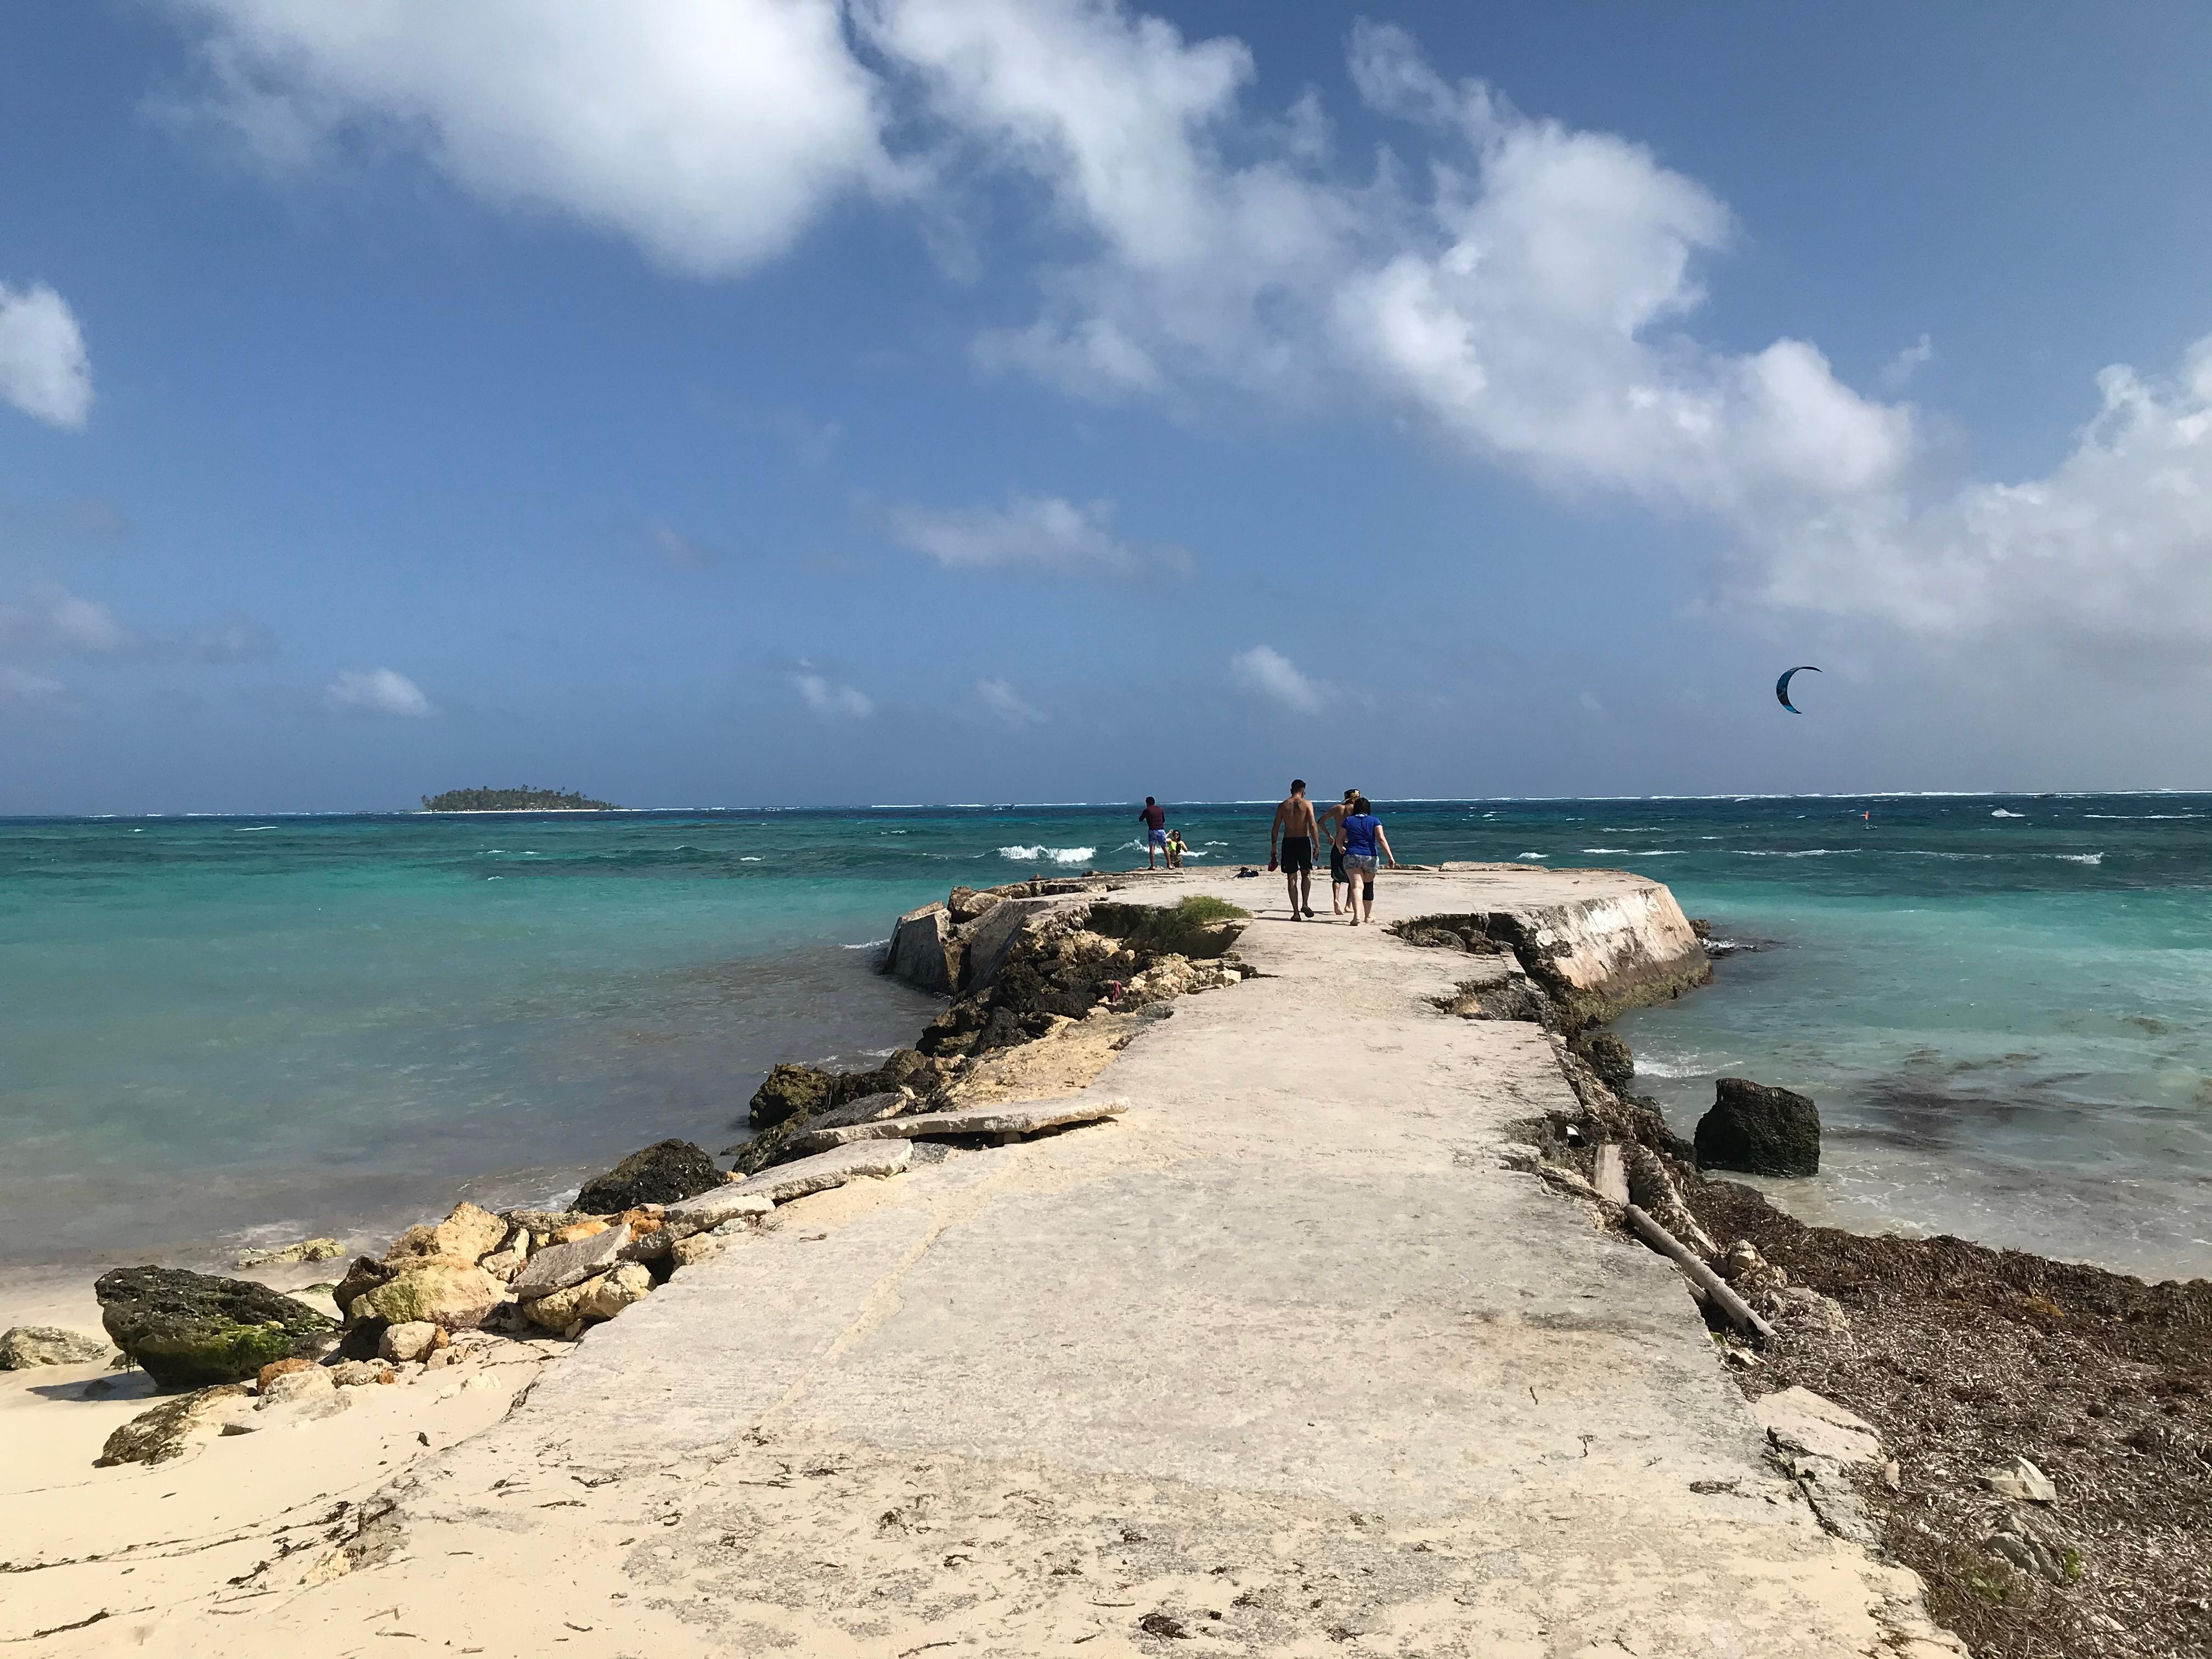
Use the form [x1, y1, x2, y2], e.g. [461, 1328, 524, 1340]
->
[61, 866, 1961, 1657]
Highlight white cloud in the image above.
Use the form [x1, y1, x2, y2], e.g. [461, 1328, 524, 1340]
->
[650, 522, 713, 571]
[1229, 645, 1327, 715]
[157, 3, 2212, 662]
[0, 283, 93, 428]
[976, 676, 1046, 727]
[1881, 333, 1934, 392]
[793, 667, 873, 719]
[0, 585, 131, 656]
[1760, 335, 2212, 654]
[167, 0, 898, 276]
[325, 667, 433, 717]
[890, 495, 1148, 574]
[0, 666, 66, 704]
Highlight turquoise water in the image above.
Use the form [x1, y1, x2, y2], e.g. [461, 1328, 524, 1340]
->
[4, 797, 2209, 1279]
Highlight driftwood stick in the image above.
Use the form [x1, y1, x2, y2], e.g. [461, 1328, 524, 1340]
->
[1623, 1203, 1777, 1346]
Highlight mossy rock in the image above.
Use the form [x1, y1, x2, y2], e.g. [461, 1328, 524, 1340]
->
[95, 1266, 336, 1390]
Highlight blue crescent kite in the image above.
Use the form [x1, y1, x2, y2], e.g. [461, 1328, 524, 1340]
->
[1775, 665, 1821, 713]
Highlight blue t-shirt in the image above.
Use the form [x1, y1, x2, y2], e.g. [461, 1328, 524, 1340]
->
[1341, 814, 1381, 857]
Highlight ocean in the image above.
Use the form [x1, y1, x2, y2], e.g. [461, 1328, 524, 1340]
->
[4, 797, 2208, 1280]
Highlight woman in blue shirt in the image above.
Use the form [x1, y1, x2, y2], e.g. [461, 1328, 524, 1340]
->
[1333, 795, 1397, 926]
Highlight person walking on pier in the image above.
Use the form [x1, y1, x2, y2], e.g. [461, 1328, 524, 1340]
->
[1334, 795, 1397, 926]
[1138, 797, 1168, 869]
[1268, 779, 1319, 919]
[1319, 788, 1358, 915]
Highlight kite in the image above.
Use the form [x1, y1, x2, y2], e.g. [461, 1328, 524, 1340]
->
[1775, 665, 1821, 713]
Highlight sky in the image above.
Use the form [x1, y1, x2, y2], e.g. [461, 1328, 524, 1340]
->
[6, 1, 2212, 813]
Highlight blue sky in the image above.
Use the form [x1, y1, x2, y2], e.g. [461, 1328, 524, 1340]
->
[6, 1, 2212, 813]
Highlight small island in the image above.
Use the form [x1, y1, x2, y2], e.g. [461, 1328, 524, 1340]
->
[420, 787, 618, 812]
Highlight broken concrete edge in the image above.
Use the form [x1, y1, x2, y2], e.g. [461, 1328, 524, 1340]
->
[785, 1097, 1130, 1159]
[723, 1138, 917, 1204]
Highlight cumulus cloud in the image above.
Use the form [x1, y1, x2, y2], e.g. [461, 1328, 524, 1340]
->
[1229, 645, 1327, 715]
[793, 666, 873, 719]
[976, 676, 1046, 727]
[325, 666, 433, 716]
[889, 495, 1152, 574]
[158, 3, 2212, 661]
[0, 283, 93, 428]
[1759, 335, 2212, 655]
[166, 0, 898, 275]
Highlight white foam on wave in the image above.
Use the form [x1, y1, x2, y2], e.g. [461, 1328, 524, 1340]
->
[2056, 853, 2106, 865]
[842, 937, 891, 950]
[1991, 809, 2027, 818]
[741, 855, 763, 862]
[1581, 847, 1629, 854]
[235, 826, 277, 832]
[1516, 852, 1547, 860]
[2085, 813, 2201, 819]
[999, 844, 1097, 865]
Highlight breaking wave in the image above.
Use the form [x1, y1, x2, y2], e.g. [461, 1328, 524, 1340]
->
[998, 844, 1097, 865]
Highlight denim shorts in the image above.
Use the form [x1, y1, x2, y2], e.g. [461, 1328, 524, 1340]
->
[1343, 853, 1378, 877]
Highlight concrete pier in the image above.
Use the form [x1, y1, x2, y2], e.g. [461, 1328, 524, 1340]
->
[132, 866, 1961, 1657]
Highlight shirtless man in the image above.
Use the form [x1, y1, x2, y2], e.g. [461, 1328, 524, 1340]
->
[1268, 779, 1319, 919]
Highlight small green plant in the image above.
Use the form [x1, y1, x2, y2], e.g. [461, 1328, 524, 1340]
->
[1174, 895, 1251, 923]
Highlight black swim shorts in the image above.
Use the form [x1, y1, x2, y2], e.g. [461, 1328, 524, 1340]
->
[1280, 836, 1313, 873]
[1329, 843, 1347, 881]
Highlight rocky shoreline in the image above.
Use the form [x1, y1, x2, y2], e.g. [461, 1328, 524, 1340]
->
[2, 871, 1263, 1483]
[1385, 914, 2211, 1659]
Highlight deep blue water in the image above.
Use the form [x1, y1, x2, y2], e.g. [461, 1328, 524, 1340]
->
[3, 796, 2208, 1277]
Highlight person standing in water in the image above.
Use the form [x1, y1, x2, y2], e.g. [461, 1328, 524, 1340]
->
[1138, 797, 1168, 869]
[1268, 779, 1319, 919]
[1334, 795, 1397, 926]
[1319, 788, 1358, 915]
[1165, 827, 1187, 868]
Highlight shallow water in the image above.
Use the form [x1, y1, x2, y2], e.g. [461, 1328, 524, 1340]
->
[4, 796, 2209, 1279]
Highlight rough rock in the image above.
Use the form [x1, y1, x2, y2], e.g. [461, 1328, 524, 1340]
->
[1720, 1240, 1790, 1295]
[1985, 1513, 2077, 1583]
[725, 1139, 914, 1205]
[500, 1208, 590, 1237]
[526, 1262, 652, 1330]
[576, 1138, 722, 1214]
[331, 1255, 396, 1316]
[958, 897, 1063, 992]
[947, 885, 1003, 923]
[1579, 1032, 1635, 1094]
[256, 1357, 315, 1391]
[0, 1324, 111, 1369]
[669, 1231, 736, 1268]
[511, 1221, 634, 1300]
[1695, 1077, 1821, 1177]
[1979, 1455, 2057, 1504]
[234, 1237, 345, 1268]
[354, 1262, 504, 1331]
[885, 901, 961, 994]
[749, 1062, 838, 1130]
[258, 1365, 337, 1406]
[384, 1201, 509, 1267]
[1752, 1386, 1883, 1468]
[549, 1218, 610, 1245]
[656, 1187, 776, 1239]
[786, 1097, 1127, 1158]
[330, 1358, 394, 1386]
[478, 1244, 528, 1282]
[95, 1383, 251, 1466]
[379, 1321, 442, 1363]
[95, 1266, 337, 1390]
